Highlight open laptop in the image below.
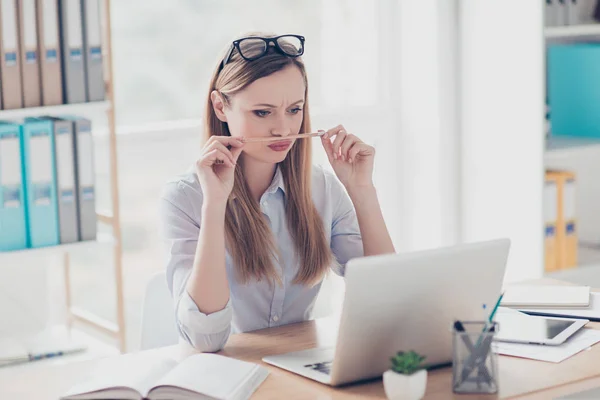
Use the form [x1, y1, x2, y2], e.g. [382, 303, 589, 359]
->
[262, 238, 510, 386]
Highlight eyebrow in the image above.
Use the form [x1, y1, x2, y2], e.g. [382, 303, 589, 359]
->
[253, 99, 304, 108]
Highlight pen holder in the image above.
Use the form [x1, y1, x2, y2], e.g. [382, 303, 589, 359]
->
[452, 321, 499, 394]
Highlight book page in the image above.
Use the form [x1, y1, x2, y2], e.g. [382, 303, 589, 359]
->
[62, 353, 177, 399]
[149, 354, 268, 400]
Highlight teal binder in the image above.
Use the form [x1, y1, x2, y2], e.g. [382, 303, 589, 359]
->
[22, 118, 60, 248]
[548, 44, 600, 138]
[0, 122, 28, 251]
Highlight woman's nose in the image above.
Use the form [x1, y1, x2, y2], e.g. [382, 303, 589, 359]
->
[270, 123, 292, 137]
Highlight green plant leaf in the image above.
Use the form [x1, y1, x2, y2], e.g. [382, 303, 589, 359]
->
[390, 350, 426, 375]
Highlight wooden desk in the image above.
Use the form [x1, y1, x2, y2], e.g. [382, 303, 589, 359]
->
[1, 316, 600, 399]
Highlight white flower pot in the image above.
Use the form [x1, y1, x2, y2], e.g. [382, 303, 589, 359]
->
[383, 369, 427, 400]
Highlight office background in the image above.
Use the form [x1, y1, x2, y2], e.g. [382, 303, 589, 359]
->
[3, 0, 600, 353]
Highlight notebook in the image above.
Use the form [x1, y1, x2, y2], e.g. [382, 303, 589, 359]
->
[61, 353, 269, 400]
[519, 292, 600, 322]
[501, 285, 590, 308]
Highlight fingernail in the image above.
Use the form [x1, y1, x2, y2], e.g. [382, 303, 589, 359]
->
[323, 133, 328, 139]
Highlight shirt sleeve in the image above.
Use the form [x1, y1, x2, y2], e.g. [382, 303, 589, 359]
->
[159, 181, 232, 352]
[329, 176, 364, 276]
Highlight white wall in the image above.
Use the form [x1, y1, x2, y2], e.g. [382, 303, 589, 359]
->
[459, 0, 545, 282]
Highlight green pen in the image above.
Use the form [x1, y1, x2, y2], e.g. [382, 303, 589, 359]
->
[475, 292, 504, 348]
[487, 292, 505, 324]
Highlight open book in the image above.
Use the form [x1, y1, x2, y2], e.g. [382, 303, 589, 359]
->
[61, 353, 269, 400]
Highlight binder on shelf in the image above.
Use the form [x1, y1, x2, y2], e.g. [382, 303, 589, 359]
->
[0, 122, 28, 251]
[556, 0, 568, 26]
[58, 0, 86, 104]
[566, 0, 580, 25]
[62, 116, 95, 241]
[562, 172, 578, 269]
[0, 0, 24, 109]
[18, 0, 42, 107]
[36, 117, 78, 244]
[81, 0, 104, 101]
[36, 0, 64, 106]
[546, 0, 557, 27]
[544, 172, 559, 272]
[22, 118, 60, 248]
[546, 170, 579, 271]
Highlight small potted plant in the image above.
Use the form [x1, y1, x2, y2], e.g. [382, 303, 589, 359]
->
[383, 350, 427, 400]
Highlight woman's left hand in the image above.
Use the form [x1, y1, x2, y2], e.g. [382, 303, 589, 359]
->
[320, 125, 375, 190]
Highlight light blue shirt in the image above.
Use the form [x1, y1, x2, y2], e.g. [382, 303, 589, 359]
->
[159, 164, 363, 352]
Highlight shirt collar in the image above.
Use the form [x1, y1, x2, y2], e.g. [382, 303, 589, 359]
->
[265, 165, 286, 195]
[228, 165, 286, 201]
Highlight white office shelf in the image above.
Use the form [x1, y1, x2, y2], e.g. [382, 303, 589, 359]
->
[545, 135, 600, 159]
[0, 233, 115, 263]
[545, 24, 600, 40]
[0, 101, 110, 120]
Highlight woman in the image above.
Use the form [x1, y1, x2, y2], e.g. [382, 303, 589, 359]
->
[159, 33, 395, 352]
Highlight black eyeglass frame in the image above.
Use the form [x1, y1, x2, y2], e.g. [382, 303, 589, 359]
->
[220, 34, 305, 70]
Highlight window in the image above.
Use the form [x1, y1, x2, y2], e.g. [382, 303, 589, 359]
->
[111, 0, 381, 127]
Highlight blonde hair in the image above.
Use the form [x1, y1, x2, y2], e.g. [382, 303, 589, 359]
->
[204, 33, 333, 286]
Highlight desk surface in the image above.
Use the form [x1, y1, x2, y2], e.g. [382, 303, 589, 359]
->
[2, 282, 600, 399]
[1, 318, 600, 399]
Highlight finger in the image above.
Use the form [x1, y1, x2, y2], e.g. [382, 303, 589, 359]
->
[320, 132, 335, 163]
[322, 124, 343, 140]
[348, 142, 372, 163]
[340, 134, 359, 162]
[331, 129, 347, 160]
[208, 135, 245, 148]
[231, 145, 244, 163]
[205, 141, 236, 164]
[202, 149, 235, 168]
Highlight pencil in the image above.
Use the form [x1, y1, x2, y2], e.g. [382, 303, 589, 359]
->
[243, 132, 325, 143]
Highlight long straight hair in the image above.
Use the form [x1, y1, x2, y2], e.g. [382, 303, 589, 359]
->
[204, 33, 333, 286]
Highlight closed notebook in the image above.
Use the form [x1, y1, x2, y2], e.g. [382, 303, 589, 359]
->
[519, 292, 600, 322]
[502, 285, 590, 308]
[61, 353, 269, 400]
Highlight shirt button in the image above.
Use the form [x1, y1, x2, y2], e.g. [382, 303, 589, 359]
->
[272, 315, 279, 322]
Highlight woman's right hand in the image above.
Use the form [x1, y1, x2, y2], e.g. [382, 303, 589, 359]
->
[195, 136, 245, 205]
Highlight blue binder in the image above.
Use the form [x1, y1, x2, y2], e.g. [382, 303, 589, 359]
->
[22, 118, 60, 248]
[548, 44, 600, 138]
[0, 122, 28, 251]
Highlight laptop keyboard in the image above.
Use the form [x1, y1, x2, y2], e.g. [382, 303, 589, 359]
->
[304, 360, 333, 375]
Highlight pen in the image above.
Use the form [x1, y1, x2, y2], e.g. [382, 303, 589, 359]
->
[29, 351, 65, 361]
[242, 132, 325, 143]
[487, 292, 504, 324]
[477, 292, 504, 347]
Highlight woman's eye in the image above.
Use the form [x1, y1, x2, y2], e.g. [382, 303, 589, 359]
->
[253, 110, 270, 117]
[289, 107, 302, 114]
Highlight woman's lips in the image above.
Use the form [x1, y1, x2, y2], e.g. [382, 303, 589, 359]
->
[267, 140, 292, 151]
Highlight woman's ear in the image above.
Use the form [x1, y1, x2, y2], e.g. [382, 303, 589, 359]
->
[211, 90, 228, 122]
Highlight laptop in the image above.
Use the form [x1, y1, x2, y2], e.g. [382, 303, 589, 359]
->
[262, 238, 511, 386]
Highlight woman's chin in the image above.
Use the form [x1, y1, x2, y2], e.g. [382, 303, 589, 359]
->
[245, 151, 290, 165]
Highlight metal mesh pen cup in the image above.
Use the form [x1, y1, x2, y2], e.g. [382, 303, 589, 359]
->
[452, 321, 499, 394]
